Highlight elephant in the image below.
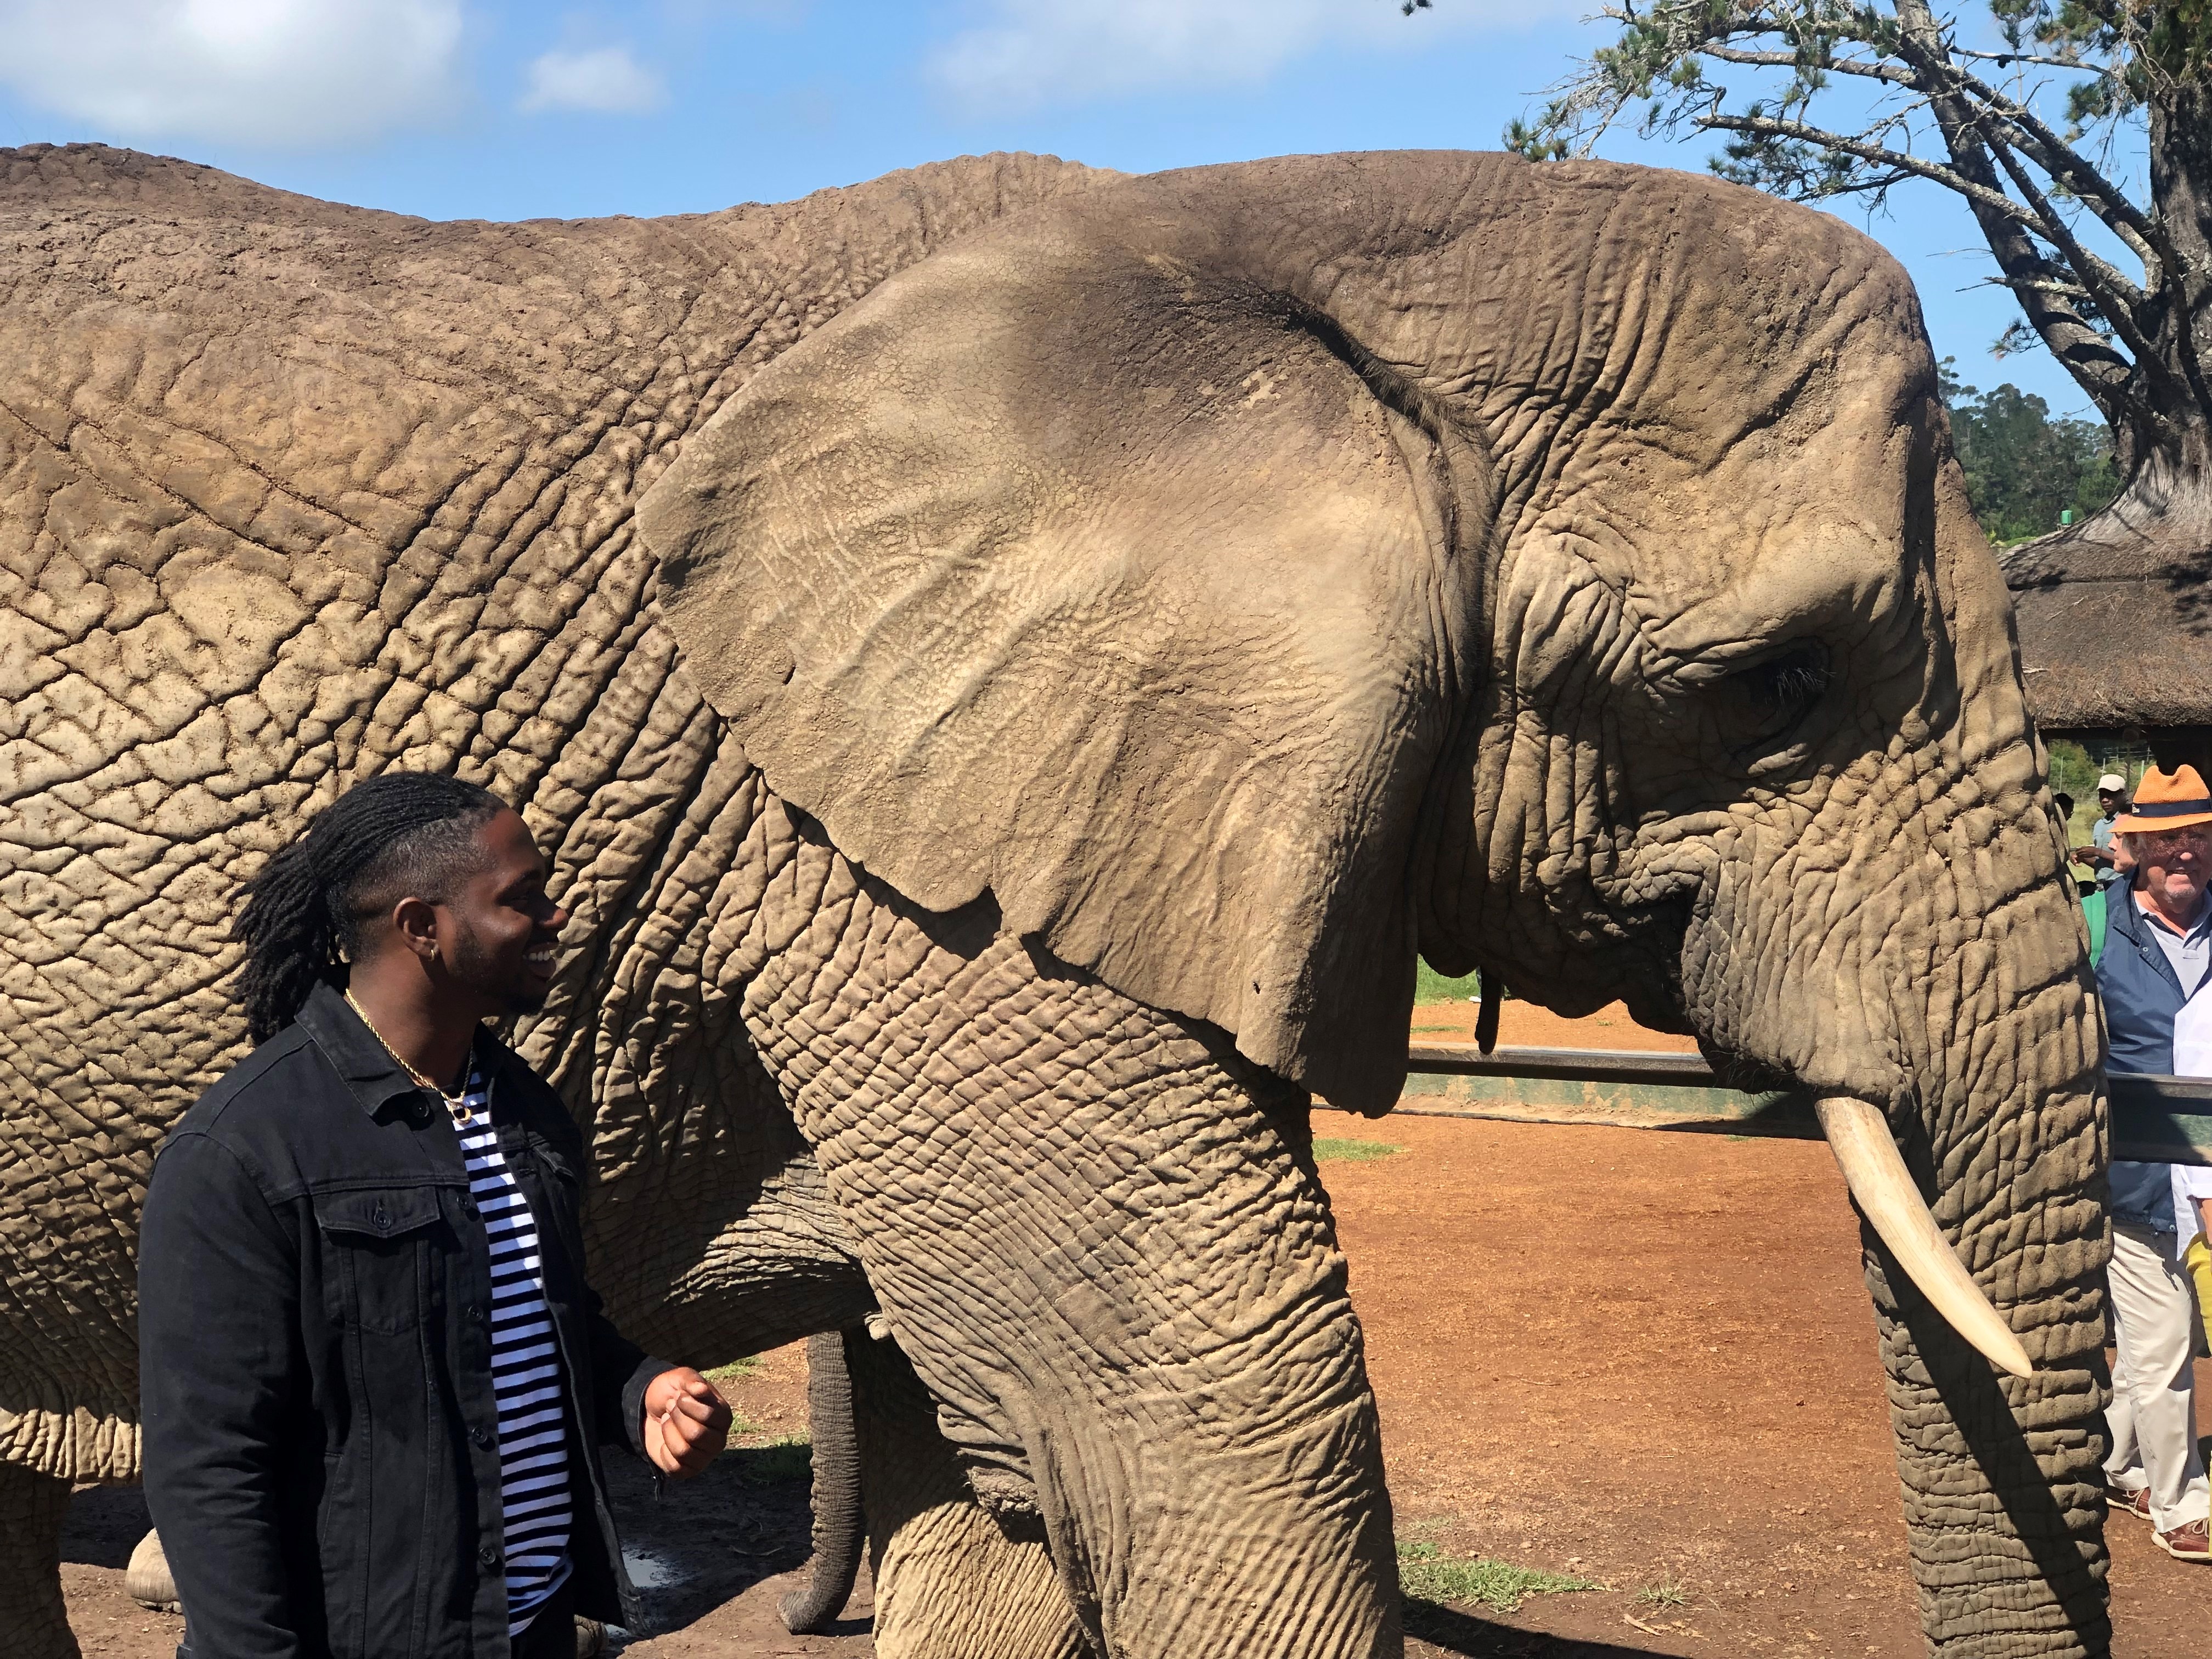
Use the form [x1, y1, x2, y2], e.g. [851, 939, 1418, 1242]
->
[0, 137, 2113, 1658]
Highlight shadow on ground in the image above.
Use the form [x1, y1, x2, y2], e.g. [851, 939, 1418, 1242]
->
[61, 1483, 151, 1570]
[1407, 1599, 1690, 1658]
[58, 1444, 830, 1650]
[605, 1441, 822, 1639]
[61, 1458, 1700, 1657]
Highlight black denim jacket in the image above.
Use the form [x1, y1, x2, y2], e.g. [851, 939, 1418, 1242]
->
[139, 981, 670, 1659]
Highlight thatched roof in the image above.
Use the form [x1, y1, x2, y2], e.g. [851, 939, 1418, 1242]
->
[2000, 505, 2212, 733]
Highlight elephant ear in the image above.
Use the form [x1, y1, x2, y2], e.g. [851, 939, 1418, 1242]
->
[639, 222, 1479, 1113]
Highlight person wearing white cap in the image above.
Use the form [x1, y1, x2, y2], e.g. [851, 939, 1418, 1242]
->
[2097, 765, 2212, 1562]
[2073, 772, 2132, 887]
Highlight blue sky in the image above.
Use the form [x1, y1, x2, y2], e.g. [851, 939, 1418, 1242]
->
[0, 2, 2138, 420]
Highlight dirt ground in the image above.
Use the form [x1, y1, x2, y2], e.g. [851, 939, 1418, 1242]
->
[62, 1002, 2209, 1656]
[1409, 996, 1701, 1054]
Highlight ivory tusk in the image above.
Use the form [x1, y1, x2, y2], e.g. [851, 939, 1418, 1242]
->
[1816, 1096, 2035, 1379]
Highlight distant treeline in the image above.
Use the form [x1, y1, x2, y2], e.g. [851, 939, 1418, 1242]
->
[1939, 358, 2118, 545]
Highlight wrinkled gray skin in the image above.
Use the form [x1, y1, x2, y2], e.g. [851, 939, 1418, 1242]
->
[0, 142, 2109, 1658]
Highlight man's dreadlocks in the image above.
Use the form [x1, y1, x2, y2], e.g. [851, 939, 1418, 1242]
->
[233, 772, 509, 1043]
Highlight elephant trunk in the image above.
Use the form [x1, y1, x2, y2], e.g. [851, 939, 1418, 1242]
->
[780, 1329, 867, 1634]
[1885, 831, 2107, 1658]
[1860, 967, 2111, 1659]
[1702, 751, 2111, 1656]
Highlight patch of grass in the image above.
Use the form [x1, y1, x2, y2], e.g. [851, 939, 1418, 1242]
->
[1313, 1138, 1401, 1163]
[1396, 1541, 1601, 1613]
[1414, 962, 1485, 1005]
[702, 1354, 764, 1387]
[1636, 1579, 1690, 1609]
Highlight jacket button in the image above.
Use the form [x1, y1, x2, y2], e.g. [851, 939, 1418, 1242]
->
[478, 1545, 500, 1570]
[471, 1427, 493, 1449]
[461, 1198, 479, 1220]
[467, 1304, 486, 1324]
[371, 1207, 390, 1232]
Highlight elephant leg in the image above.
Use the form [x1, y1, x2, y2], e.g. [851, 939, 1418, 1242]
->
[751, 891, 1401, 1659]
[0, 1462, 76, 1659]
[844, 1323, 1090, 1659]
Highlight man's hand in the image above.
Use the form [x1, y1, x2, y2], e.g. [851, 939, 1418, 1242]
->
[642, 1368, 732, 1479]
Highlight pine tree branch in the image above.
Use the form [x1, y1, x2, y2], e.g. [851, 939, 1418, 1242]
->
[1973, 123, 2148, 309]
[1697, 20, 2163, 276]
[2063, 0, 2127, 31]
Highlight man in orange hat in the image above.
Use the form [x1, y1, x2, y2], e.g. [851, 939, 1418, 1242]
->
[2096, 765, 2212, 1562]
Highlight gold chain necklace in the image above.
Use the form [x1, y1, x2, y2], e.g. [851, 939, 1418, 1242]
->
[343, 989, 473, 1120]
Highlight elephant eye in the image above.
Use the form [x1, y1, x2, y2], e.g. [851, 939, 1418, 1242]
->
[1719, 641, 1830, 757]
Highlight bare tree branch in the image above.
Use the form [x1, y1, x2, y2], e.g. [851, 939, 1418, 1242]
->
[1977, 126, 2167, 376]
[1926, 57, 2168, 269]
[1703, 44, 1916, 85]
[1695, 110, 2061, 236]
[1989, 274, 2095, 298]
[1954, 48, 2107, 71]
[1886, 0, 2141, 411]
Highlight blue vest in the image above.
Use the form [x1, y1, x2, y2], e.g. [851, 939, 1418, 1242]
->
[2102, 889, 2192, 1075]
[2098, 891, 2198, 1230]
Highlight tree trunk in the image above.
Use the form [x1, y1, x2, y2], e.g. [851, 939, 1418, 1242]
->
[1995, 66, 2212, 744]
[2067, 61, 2212, 549]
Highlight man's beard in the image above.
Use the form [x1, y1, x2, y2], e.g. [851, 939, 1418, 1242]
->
[449, 923, 551, 1017]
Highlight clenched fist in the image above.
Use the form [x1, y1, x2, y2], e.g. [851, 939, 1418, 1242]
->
[642, 1368, 733, 1478]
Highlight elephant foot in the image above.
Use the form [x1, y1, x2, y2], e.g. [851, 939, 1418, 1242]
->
[126, 1529, 179, 1611]
[0, 1460, 78, 1659]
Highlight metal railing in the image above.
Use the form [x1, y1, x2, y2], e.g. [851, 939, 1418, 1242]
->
[1398, 1043, 2212, 1165]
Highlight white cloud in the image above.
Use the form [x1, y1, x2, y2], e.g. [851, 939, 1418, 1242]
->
[926, 0, 1550, 114]
[0, 0, 465, 148]
[518, 46, 664, 116]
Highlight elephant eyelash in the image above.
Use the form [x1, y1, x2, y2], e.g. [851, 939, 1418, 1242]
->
[1737, 643, 1831, 721]
[1708, 641, 1831, 776]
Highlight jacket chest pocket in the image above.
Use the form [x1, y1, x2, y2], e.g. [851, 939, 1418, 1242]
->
[316, 1188, 452, 1335]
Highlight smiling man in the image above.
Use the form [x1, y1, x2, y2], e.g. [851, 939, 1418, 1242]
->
[139, 773, 732, 1658]
[2097, 765, 2212, 1566]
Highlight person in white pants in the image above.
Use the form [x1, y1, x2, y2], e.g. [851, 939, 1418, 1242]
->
[2103, 1197, 2211, 1543]
[2096, 766, 2212, 1562]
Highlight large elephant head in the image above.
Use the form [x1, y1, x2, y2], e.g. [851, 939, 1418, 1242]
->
[640, 153, 2108, 1654]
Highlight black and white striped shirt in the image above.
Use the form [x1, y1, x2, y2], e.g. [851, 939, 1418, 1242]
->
[454, 1057, 572, 1635]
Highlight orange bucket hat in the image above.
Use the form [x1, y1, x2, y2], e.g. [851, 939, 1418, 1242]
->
[2113, 765, 2212, 833]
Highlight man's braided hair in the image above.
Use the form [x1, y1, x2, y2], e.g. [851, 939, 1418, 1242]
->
[234, 772, 510, 1043]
